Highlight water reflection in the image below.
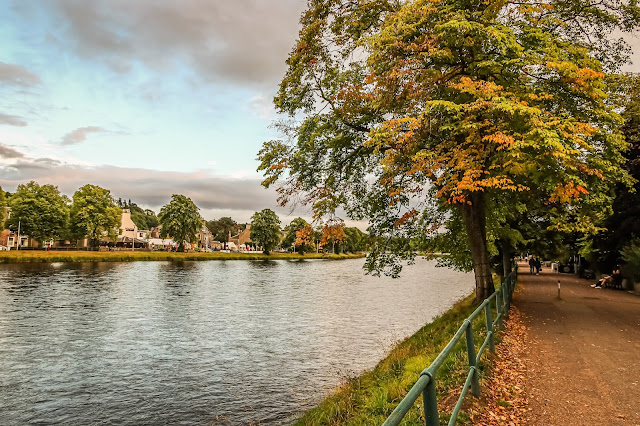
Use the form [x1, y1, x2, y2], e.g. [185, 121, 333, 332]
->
[0, 259, 474, 425]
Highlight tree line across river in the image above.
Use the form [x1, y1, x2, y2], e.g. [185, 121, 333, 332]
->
[0, 182, 372, 254]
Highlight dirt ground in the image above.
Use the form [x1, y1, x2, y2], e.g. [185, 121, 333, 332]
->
[515, 263, 640, 425]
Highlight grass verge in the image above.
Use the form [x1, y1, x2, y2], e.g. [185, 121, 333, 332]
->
[0, 251, 365, 263]
[295, 279, 506, 425]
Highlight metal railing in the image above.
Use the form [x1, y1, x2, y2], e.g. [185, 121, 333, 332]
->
[382, 267, 518, 426]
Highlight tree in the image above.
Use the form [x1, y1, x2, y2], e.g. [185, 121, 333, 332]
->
[586, 74, 640, 271]
[70, 184, 121, 248]
[158, 194, 202, 252]
[124, 202, 155, 230]
[321, 218, 345, 254]
[342, 227, 370, 253]
[283, 217, 309, 250]
[4, 181, 69, 244]
[258, 0, 638, 300]
[144, 209, 159, 229]
[0, 186, 6, 224]
[250, 209, 281, 254]
[295, 224, 314, 255]
[206, 217, 238, 247]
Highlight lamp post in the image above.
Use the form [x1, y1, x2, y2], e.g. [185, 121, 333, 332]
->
[16, 220, 21, 251]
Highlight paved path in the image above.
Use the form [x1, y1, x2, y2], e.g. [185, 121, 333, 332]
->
[514, 263, 640, 425]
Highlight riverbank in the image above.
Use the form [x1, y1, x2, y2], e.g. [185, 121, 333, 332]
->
[0, 251, 365, 263]
[295, 287, 504, 425]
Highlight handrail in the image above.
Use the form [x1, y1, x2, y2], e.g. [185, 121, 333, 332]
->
[382, 265, 518, 426]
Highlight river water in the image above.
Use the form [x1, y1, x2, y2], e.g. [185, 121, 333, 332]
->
[0, 258, 474, 425]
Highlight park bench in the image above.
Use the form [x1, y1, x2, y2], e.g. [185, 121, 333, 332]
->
[603, 273, 624, 289]
[611, 275, 624, 289]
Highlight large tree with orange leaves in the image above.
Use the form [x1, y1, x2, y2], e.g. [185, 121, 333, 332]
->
[258, 0, 638, 300]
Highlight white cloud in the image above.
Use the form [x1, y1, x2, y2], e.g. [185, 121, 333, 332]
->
[248, 94, 276, 120]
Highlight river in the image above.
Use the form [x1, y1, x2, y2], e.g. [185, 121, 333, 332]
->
[0, 258, 474, 425]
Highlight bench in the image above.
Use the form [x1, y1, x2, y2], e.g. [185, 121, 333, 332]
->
[603, 274, 624, 290]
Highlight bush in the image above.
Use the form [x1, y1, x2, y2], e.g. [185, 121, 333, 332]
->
[621, 240, 640, 282]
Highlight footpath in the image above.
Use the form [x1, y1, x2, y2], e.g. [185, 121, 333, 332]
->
[514, 263, 640, 425]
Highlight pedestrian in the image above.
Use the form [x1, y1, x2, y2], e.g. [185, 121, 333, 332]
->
[529, 256, 536, 274]
[535, 257, 542, 275]
[591, 266, 621, 289]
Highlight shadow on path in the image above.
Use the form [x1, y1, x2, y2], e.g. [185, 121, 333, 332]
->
[514, 263, 640, 425]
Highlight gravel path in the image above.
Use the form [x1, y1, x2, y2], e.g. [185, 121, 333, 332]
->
[515, 263, 640, 425]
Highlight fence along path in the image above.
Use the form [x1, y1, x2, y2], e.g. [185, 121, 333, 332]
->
[517, 264, 640, 425]
[383, 268, 518, 426]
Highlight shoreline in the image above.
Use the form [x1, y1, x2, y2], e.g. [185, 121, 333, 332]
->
[0, 251, 365, 264]
[294, 277, 506, 425]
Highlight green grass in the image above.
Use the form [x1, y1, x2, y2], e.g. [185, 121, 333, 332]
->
[295, 278, 505, 425]
[0, 250, 365, 263]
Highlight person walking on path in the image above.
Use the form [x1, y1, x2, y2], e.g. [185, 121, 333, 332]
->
[529, 256, 536, 274]
[535, 257, 541, 275]
[514, 262, 640, 425]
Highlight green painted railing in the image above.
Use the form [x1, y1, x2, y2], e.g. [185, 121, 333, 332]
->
[382, 267, 518, 426]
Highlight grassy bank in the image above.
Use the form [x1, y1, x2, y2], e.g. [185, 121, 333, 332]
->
[295, 290, 500, 425]
[0, 251, 365, 263]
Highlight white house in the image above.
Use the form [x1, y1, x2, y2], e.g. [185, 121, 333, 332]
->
[147, 238, 175, 249]
[119, 209, 138, 239]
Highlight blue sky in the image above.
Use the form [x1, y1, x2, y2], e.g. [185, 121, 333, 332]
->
[1, 0, 639, 225]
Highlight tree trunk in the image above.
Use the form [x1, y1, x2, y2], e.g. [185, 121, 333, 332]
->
[461, 192, 495, 302]
[501, 242, 513, 278]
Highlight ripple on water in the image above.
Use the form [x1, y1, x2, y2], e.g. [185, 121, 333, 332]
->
[0, 258, 473, 424]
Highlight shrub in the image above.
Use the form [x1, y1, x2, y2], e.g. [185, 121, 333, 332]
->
[621, 240, 640, 282]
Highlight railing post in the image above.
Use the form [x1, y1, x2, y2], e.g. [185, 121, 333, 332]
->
[510, 275, 514, 303]
[501, 280, 508, 318]
[464, 320, 481, 397]
[496, 289, 503, 330]
[422, 375, 439, 426]
[484, 303, 495, 354]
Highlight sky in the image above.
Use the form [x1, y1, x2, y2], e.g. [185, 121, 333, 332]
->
[0, 0, 639, 225]
[0, 0, 309, 224]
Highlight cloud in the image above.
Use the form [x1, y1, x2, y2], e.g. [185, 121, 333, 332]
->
[0, 143, 26, 159]
[0, 154, 282, 220]
[0, 62, 41, 87]
[15, 0, 306, 87]
[60, 126, 105, 145]
[0, 113, 27, 127]
[249, 94, 276, 120]
[0, 147, 369, 227]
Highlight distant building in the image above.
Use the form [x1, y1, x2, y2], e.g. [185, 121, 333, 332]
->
[0, 207, 39, 249]
[147, 238, 175, 250]
[0, 229, 38, 249]
[197, 220, 213, 249]
[119, 209, 137, 239]
[116, 209, 147, 248]
[149, 227, 161, 239]
[229, 224, 252, 250]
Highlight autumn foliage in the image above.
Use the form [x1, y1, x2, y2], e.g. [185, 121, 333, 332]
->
[258, 0, 639, 300]
[320, 219, 345, 253]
